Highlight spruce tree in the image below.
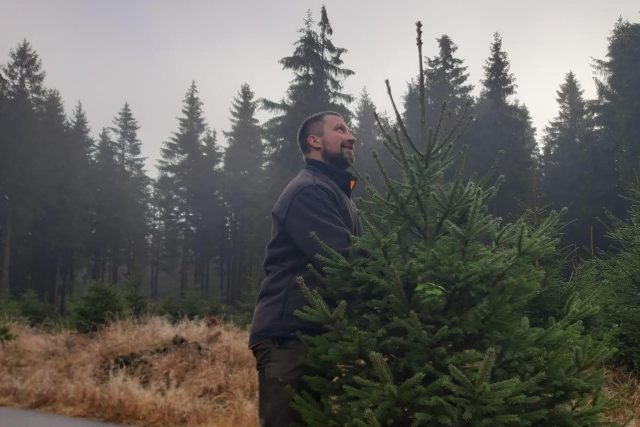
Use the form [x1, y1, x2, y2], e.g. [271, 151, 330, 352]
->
[0, 40, 46, 297]
[157, 82, 223, 296]
[352, 88, 395, 194]
[403, 34, 473, 144]
[91, 127, 121, 282]
[464, 33, 536, 221]
[542, 72, 620, 255]
[263, 6, 354, 191]
[594, 18, 640, 191]
[110, 102, 150, 281]
[292, 23, 612, 427]
[578, 181, 640, 373]
[222, 83, 268, 305]
[30, 89, 68, 305]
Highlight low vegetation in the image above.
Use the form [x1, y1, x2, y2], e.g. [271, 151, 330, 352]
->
[0, 316, 257, 427]
[0, 316, 639, 426]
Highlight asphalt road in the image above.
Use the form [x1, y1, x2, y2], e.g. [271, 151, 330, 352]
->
[0, 408, 130, 427]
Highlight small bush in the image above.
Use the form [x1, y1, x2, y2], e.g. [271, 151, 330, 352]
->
[20, 289, 55, 325]
[122, 271, 149, 317]
[0, 299, 21, 319]
[70, 281, 124, 333]
[0, 322, 15, 344]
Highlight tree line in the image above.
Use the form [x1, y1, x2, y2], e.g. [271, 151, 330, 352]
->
[0, 7, 638, 315]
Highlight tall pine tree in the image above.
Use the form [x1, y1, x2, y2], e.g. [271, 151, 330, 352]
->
[594, 18, 640, 192]
[91, 127, 120, 282]
[464, 33, 536, 221]
[110, 102, 149, 281]
[0, 41, 46, 298]
[403, 34, 473, 143]
[542, 72, 620, 256]
[157, 82, 223, 296]
[222, 83, 268, 305]
[263, 6, 354, 191]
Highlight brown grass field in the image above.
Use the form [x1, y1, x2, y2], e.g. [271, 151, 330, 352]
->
[0, 317, 639, 426]
[0, 316, 258, 426]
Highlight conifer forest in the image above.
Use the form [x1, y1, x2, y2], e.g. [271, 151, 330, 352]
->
[2, 5, 640, 425]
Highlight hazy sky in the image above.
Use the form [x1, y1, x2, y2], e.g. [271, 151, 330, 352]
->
[2, 0, 638, 176]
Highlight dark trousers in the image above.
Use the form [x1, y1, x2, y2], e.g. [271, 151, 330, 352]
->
[252, 338, 306, 427]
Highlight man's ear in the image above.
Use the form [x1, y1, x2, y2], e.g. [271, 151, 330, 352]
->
[307, 135, 321, 150]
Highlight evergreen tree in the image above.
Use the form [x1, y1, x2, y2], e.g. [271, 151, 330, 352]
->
[263, 6, 354, 191]
[542, 72, 621, 256]
[61, 102, 95, 301]
[91, 128, 120, 282]
[352, 88, 395, 194]
[403, 35, 473, 144]
[464, 33, 537, 221]
[594, 18, 640, 191]
[157, 82, 223, 296]
[110, 102, 149, 281]
[32, 89, 73, 307]
[222, 83, 268, 305]
[292, 23, 612, 427]
[0, 41, 46, 297]
[578, 181, 640, 373]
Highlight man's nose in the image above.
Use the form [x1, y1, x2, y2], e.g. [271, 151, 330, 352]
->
[346, 131, 356, 143]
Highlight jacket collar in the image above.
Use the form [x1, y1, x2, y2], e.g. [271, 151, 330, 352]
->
[305, 158, 357, 197]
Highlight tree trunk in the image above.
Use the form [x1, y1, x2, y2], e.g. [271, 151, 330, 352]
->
[0, 204, 11, 300]
[150, 240, 159, 299]
[179, 240, 188, 296]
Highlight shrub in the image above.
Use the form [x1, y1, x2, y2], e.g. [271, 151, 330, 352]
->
[19, 289, 55, 325]
[70, 281, 124, 333]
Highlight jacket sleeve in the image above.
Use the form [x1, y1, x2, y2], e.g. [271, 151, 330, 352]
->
[284, 185, 351, 272]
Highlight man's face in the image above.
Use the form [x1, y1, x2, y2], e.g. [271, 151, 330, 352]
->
[315, 115, 356, 169]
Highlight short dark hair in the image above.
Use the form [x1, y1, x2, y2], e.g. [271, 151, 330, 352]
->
[297, 111, 344, 155]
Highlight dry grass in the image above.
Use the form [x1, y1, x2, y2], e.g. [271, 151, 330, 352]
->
[605, 369, 640, 426]
[0, 316, 258, 427]
[2, 317, 640, 427]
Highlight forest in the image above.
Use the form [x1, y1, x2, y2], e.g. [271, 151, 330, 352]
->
[2, 4, 640, 425]
[1, 5, 640, 367]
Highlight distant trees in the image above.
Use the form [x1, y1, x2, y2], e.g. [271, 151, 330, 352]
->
[352, 88, 394, 194]
[464, 33, 537, 221]
[594, 19, 640, 189]
[404, 34, 473, 143]
[1, 12, 640, 317]
[0, 41, 46, 299]
[157, 82, 222, 296]
[541, 72, 620, 254]
[222, 84, 268, 304]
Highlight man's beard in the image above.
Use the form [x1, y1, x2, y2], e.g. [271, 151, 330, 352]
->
[323, 146, 354, 170]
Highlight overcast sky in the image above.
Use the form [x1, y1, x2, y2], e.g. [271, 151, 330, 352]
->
[2, 0, 638, 176]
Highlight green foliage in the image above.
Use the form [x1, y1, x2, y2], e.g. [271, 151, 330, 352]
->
[222, 84, 269, 304]
[122, 270, 149, 317]
[0, 322, 15, 345]
[293, 23, 613, 427]
[157, 81, 223, 295]
[263, 6, 354, 190]
[574, 181, 640, 373]
[0, 290, 57, 326]
[463, 33, 536, 221]
[403, 34, 473, 144]
[594, 18, 640, 189]
[542, 72, 620, 255]
[352, 89, 396, 195]
[70, 281, 124, 333]
[19, 289, 55, 325]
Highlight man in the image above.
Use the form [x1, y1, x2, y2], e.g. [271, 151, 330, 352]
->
[250, 111, 362, 426]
